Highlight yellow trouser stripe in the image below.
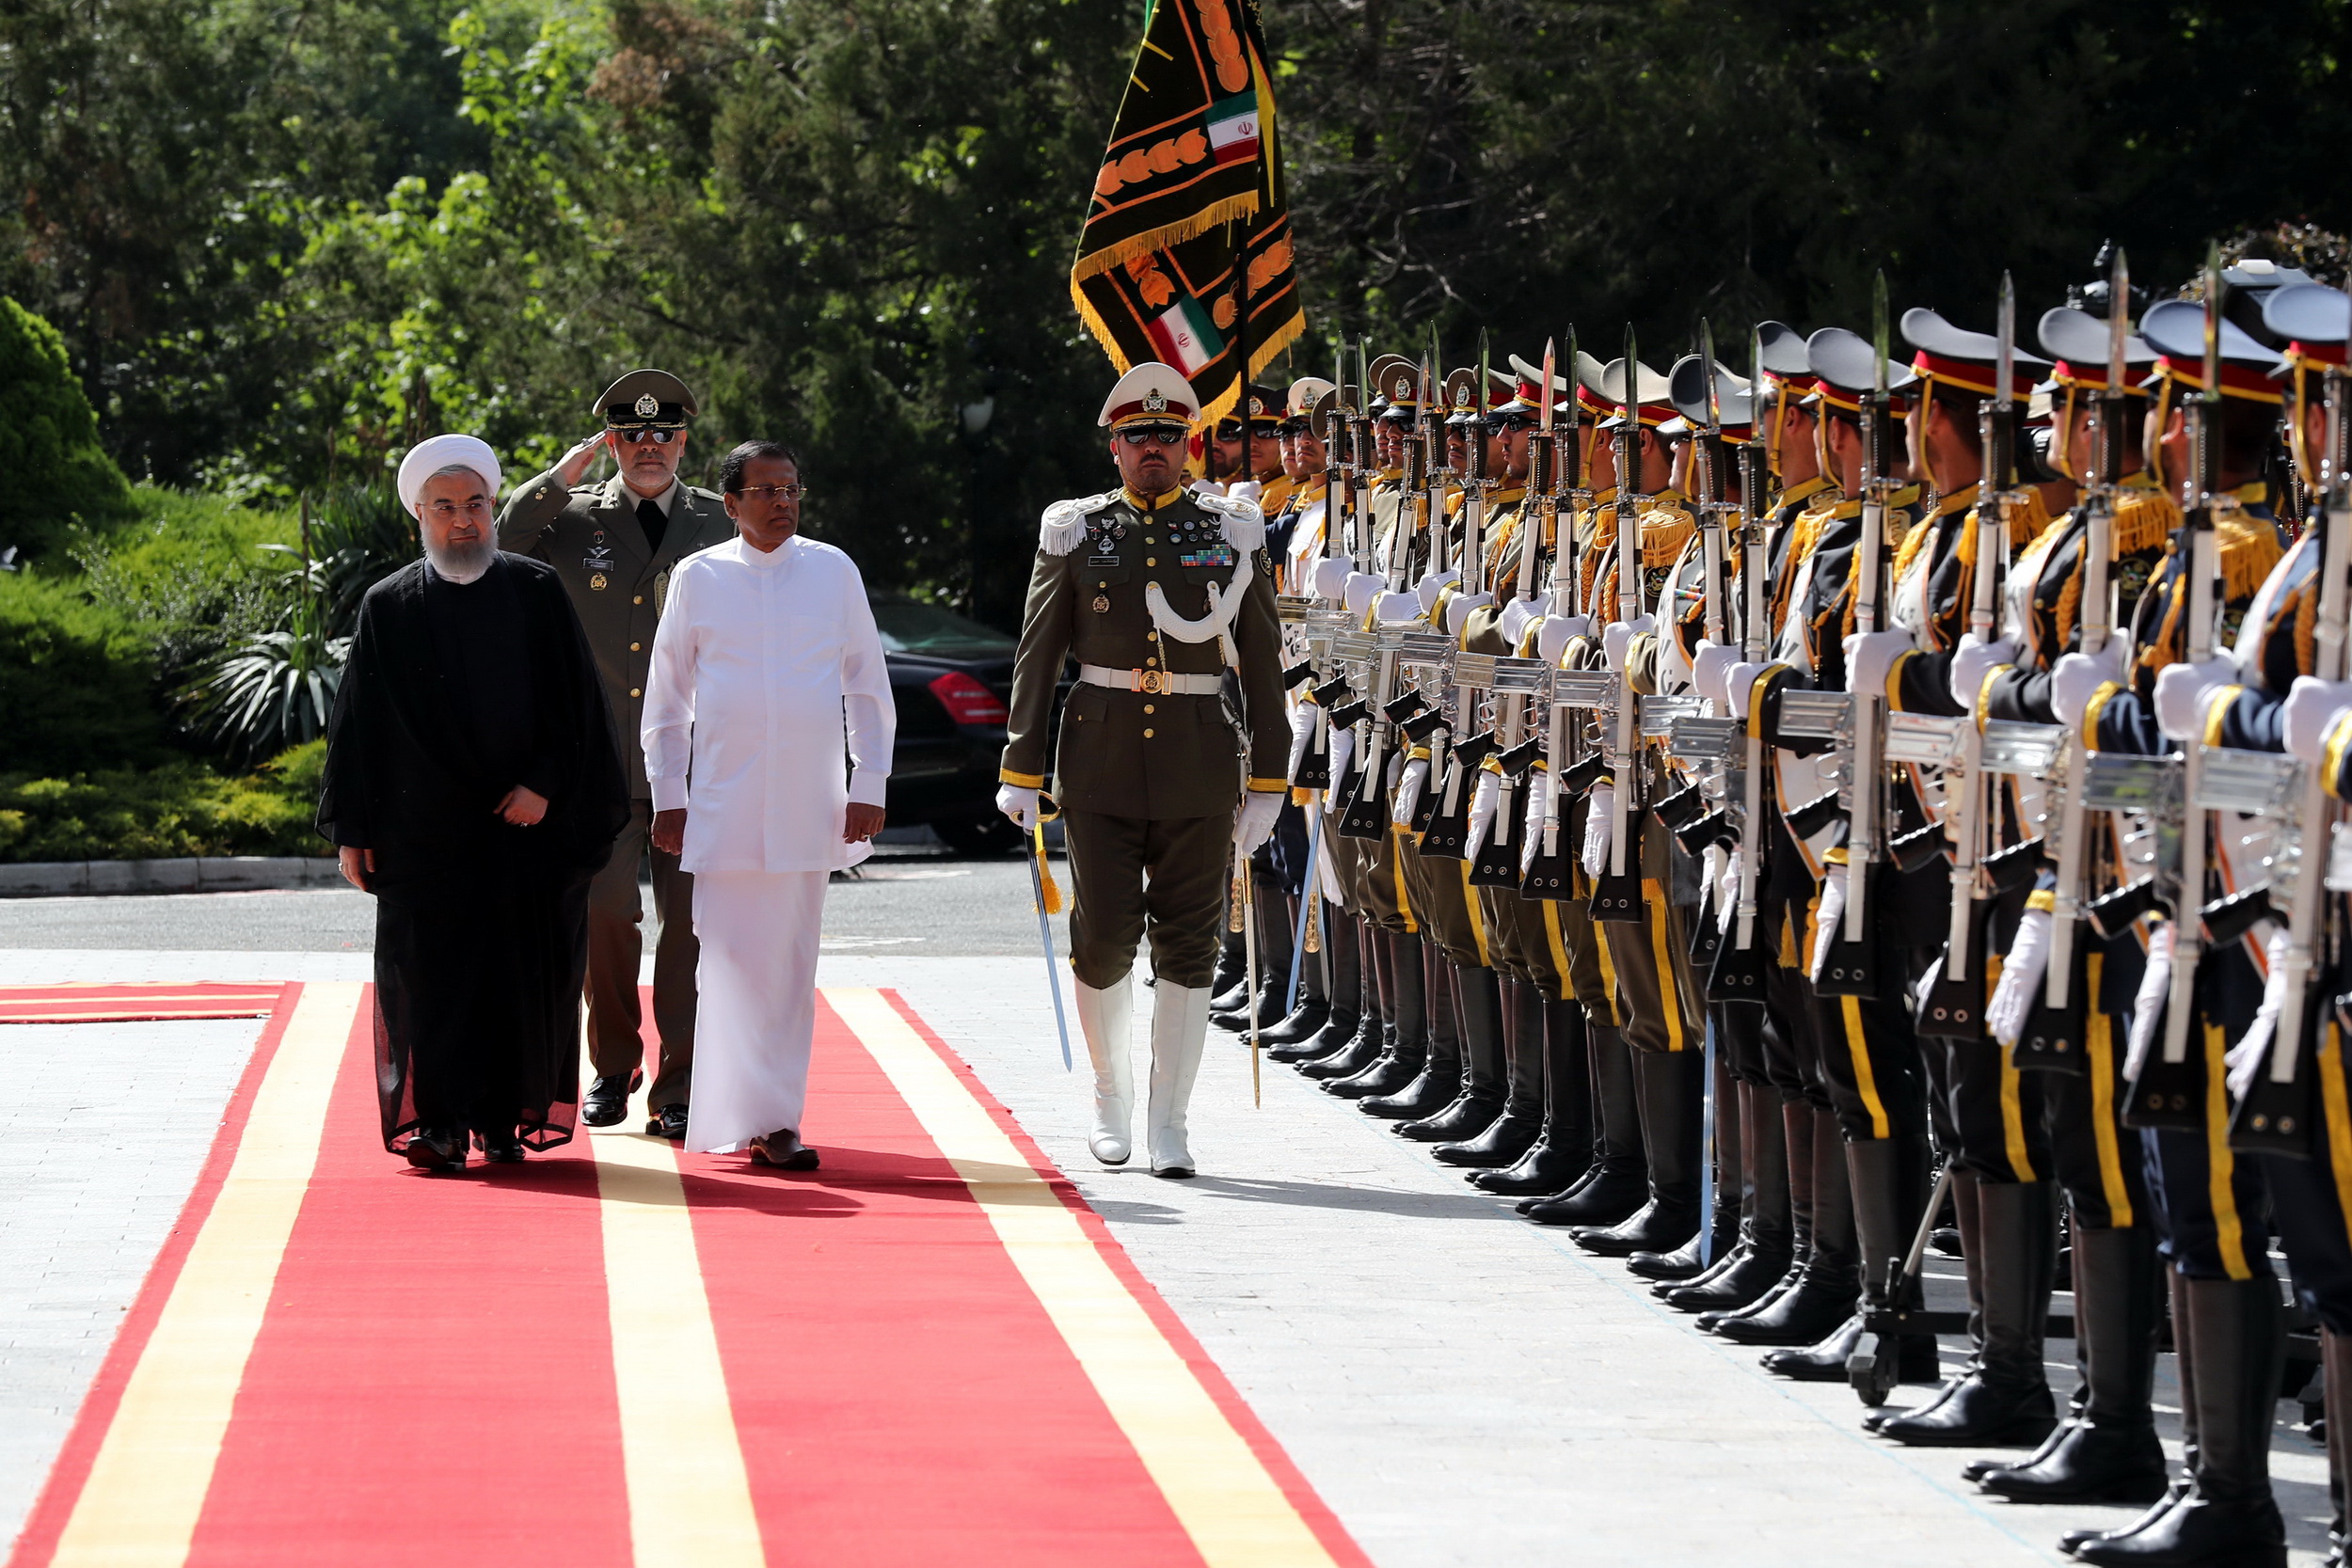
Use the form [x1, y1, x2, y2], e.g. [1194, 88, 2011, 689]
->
[829, 989, 1341, 1568]
[2205, 1020, 2252, 1280]
[2321, 1025, 2352, 1259]
[1391, 826, 1417, 933]
[1986, 954, 2037, 1181]
[49, 983, 360, 1568]
[1840, 995, 1890, 1139]
[2084, 957, 2134, 1228]
[1642, 878, 1687, 1053]
[1542, 900, 1571, 987]
[594, 1133, 765, 1568]
[1458, 861, 1489, 968]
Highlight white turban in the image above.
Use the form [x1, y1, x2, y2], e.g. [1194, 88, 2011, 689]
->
[396, 434, 504, 514]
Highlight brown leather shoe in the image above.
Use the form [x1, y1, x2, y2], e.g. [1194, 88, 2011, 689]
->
[749, 1129, 821, 1170]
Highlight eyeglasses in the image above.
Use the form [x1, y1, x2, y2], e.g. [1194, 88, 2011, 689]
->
[613, 427, 680, 445]
[1214, 420, 1283, 441]
[1119, 426, 1186, 447]
[425, 499, 491, 520]
[1488, 414, 1539, 435]
[736, 484, 810, 504]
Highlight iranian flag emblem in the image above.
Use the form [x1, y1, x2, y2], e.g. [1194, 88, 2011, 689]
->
[1145, 295, 1225, 376]
[1205, 89, 1260, 166]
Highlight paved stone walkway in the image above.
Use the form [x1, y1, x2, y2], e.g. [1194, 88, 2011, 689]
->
[0, 946, 2330, 1565]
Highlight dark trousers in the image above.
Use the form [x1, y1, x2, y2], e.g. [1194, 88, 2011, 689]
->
[587, 797, 698, 1109]
[1062, 808, 1236, 990]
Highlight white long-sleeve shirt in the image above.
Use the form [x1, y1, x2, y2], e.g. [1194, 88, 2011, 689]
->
[642, 533, 895, 873]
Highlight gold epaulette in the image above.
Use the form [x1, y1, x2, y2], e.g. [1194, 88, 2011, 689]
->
[1954, 485, 2055, 570]
[2217, 510, 2286, 603]
[1640, 498, 1695, 569]
[1893, 484, 1971, 583]
[2111, 483, 2181, 558]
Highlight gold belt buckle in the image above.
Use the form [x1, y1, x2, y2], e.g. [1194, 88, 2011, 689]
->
[1133, 667, 1167, 696]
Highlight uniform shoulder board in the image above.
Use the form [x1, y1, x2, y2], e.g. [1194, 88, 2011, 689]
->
[1194, 490, 1267, 553]
[1039, 490, 1120, 556]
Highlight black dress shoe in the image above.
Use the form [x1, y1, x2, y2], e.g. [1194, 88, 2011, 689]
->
[583, 1070, 643, 1127]
[1270, 1007, 1359, 1065]
[1709, 1266, 1861, 1346]
[648, 1103, 689, 1141]
[750, 1129, 822, 1170]
[1665, 1244, 1793, 1313]
[1259, 997, 1329, 1045]
[481, 1134, 526, 1164]
[1976, 1419, 2169, 1504]
[1570, 1198, 1701, 1258]
[1872, 1368, 2057, 1447]
[1523, 1164, 1648, 1226]
[404, 1128, 467, 1173]
[1299, 1016, 1386, 1080]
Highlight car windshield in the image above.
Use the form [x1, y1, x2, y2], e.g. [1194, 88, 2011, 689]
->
[870, 597, 1016, 657]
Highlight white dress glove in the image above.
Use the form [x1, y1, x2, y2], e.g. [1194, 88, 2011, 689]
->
[2051, 644, 2126, 728]
[1311, 557, 1352, 601]
[1581, 784, 1614, 878]
[1714, 847, 1743, 933]
[1467, 770, 1502, 859]
[1809, 863, 1849, 983]
[1844, 630, 1914, 704]
[1416, 568, 1459, 614]
[1536, 614, 1578, 667]
[1375, 589, 1422, 626]
[2283, 676, 2352, 767]
[995, 784, 1039, 829]
[2154, 655, 2240, 744]
[1691, 641, 1739, 705]
[1948, 634, 2021, 710]
[1327, 723, 1356, 790]
[1986, 908, 2052, 1046]
[1445, 590, 1494, 637]
[2123, 922, 2175, 1081]
[1603, 614, 1657, 673]
[1234, 789, 1283, 855]
[1286, 701, 1320, 782]
[1391, 756, 1431, 827]
[2227, 929, 2297, 1100]
[1724, 660, 1772, 721]
[1500, 597, 1534, 648]
[1520, 772, 1556, 873]
[1343, 572, 1385, 613]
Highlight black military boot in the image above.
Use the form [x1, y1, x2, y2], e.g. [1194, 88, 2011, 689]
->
[1669, 1079, 1795, 1312]
[1270, 903, 1356, 1062]
[1701, 1095, 1813, 1332]
[1435, 978, 1544, 1167]
[1208, 925, 1249, 1013]
[1401, 965, 1503, 1141]
[2074, 1275, 2285, 1568]
[1632, 1045, 1745, 1279]
[1526, 1023, 1649, 1224]
[1863, 1165, 1987, 1432]
[1215, 881, 1292, 1031]
[1978, 1222, 2166, 1502]
[1474, 998, 1593, 1195]
[1331, 932, 1427, 1099]
[1260, 897, 1330, 1044]
[1573, 1046, 1704, 1256]
[2059, 1268, 2199, 1560]
[1875, 1179, 2058, 1447]
[2324, 1325, 2350, 1568]
[1364, 946, 1460, 1118]
[1302, 922, 1388, 1080]
[1771, 1132, 1941, 1381]
[1715, 1105, 1860, 1342]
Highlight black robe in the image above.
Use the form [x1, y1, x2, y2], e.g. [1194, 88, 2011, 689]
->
[319, 553, 629, 1151]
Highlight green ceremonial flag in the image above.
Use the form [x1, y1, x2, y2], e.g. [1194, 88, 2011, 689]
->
[1070, 0, 1303, 423]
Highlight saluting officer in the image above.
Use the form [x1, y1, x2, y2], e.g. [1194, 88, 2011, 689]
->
[496, 370, 736, 1140]
[995, 363, 1290, 1178]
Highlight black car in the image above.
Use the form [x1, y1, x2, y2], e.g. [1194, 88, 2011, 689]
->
[873, 596, 1060, 854]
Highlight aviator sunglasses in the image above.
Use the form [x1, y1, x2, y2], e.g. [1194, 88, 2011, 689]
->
[1119, 425, 1187, 447]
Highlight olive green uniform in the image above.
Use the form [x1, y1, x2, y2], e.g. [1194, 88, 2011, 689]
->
[496, 470, 736, 1107]
[1000, 486, 1290, 990]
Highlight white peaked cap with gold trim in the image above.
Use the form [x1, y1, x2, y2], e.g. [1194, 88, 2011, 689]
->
[1098, 362, 1201, 428]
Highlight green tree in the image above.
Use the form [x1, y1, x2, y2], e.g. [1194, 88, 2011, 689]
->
[0, 297, 131, 562]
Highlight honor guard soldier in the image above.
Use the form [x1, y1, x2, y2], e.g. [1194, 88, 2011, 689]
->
[995, 363, 1290, 1178]
[496, 369, 736, 1140]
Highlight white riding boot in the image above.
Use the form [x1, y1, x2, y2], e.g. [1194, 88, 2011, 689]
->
[1147, 982, 1213, 1178]
[1073, 975, 1135, 1165]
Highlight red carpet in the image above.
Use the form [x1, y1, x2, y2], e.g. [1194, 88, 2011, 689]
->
[10, 983, 1369, 1568]
[0, 982, 289, 1023]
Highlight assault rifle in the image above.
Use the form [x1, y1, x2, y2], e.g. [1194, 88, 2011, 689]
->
[1591, 329, 1650, 922]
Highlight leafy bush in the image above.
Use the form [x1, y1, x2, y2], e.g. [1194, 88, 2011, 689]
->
[0, 741, 326, 863]
[0, 571, 176, 773]
[0, 297, 133, 565]
[68, 487, 299, 678]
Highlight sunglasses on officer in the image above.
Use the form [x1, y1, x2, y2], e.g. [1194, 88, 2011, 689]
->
[612, 426, 680, 445]
[1213, 419, 1283, 441]
[1118, 424, 1187, 447]
[1486, 412, 1539, 435]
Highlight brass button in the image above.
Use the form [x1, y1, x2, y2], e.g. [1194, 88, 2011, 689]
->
[1144, 536, 1155, 545]
[1143, 704, 1155, 714]
[629, 641, 642, 652]
[1146, 557, 1157, 567]
[1143, 727, 1155, 738]
[633, 595, 644, 605]
[1146, 657, 1158, 667]
[1098, 580, 1108, 589]
[1146, 630, 1158, 641]
[629, 688, 642, 698]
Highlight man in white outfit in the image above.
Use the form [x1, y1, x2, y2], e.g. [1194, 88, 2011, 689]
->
[643, 439, 894, 1167]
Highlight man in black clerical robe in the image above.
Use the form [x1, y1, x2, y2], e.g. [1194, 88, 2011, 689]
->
[319, 434, 628, 1173]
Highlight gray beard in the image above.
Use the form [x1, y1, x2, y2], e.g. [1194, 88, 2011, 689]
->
[424, 535, 496, 584]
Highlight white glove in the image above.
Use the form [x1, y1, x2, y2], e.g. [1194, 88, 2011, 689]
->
[1391, 756, 1431, 827]
[2051, 644, 2126, 728]
[1500, 597, 1534, 647]
[2283, 676, 2352, 767]
[1326, 724, 1356, 791]
[1986, 908, 2052, 1046]
[1286, 701, 1319, 781]
[1581, 784, 1614, 877]
[1536, 614, 1577, 667]
[1467, 770, 1501, 859]
[1234, 789, 1283, 855]
[2122, 922, 2174, 1082]
[1700, 843, 1724, 913]
[1714, 847, 1744, 933]
[1520, 772, 1556, 873]
[1227, 479, 1263, 505]
[2154, 654, 2240, 744]
[2227, 929, 2296, 1100]
[1602, 614, 1657, 673]
[1692, 640, 1739, 705]
[1845, 630, 1914, 704]
[1375, 589, 1422, 626]
[1415, 568, 1458, 613]
[995, 784, 1039, 829]
[1948, 634, 2021, 711]
[1809, 863, 1849, 983]
[1724, 660, 1772, 721]
[1311, 557, 1351, 601]
[1343, 572, 1385, 613]
[1444, 590, 1493, 637]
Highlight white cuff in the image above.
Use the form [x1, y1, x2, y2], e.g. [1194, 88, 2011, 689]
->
[848, 768, 890, 807]
[649, 775, 690, 813]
